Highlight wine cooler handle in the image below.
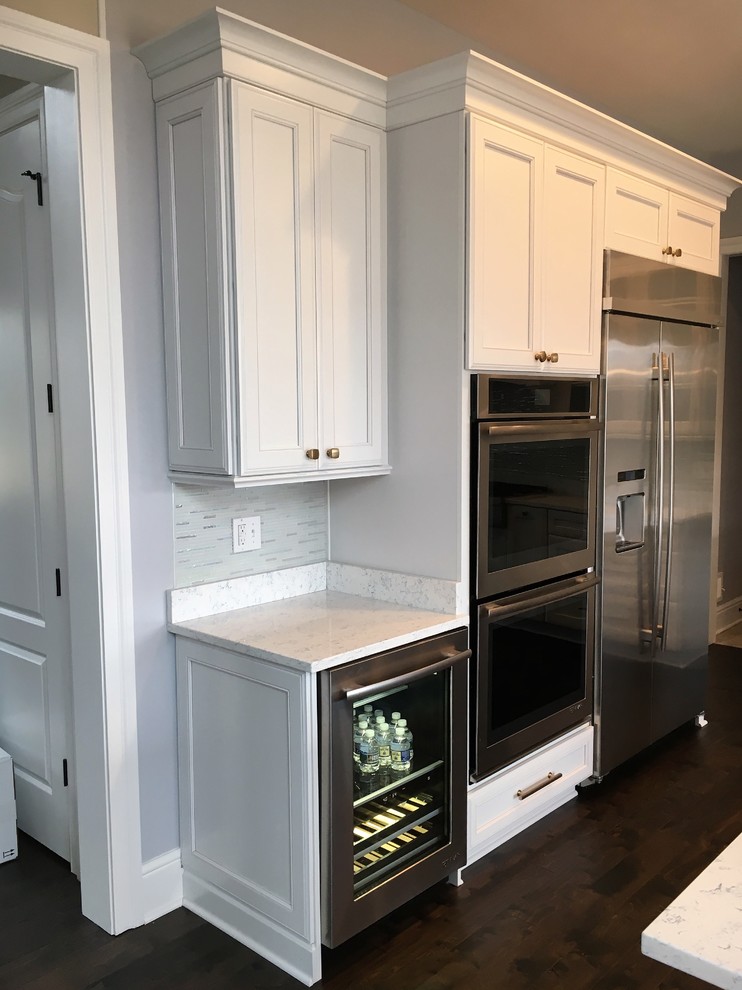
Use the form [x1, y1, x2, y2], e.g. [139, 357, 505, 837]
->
[343, 649, 472, 701]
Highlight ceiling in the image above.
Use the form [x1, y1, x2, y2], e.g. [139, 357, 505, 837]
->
[396, 0, 742, 172]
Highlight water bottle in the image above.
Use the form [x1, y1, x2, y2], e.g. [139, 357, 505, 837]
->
[361, 704, 374, 724]
[390, 711, 401, 730]
[353, 718, 369, 764]
[359, 728, 380, 774]
[390, 725, 411, 772]
[376, 721, 391, 767]
[397, 718, 413, 763]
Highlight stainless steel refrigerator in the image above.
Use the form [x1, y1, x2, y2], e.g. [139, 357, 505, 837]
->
[595, 250, 721, 778]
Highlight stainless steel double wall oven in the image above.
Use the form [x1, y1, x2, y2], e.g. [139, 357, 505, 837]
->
[471, 375, 601, 781]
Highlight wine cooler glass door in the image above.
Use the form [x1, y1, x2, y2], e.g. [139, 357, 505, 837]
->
[320, 629, 469, 948]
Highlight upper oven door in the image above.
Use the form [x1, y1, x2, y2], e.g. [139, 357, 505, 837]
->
[476, 418, 600, 599]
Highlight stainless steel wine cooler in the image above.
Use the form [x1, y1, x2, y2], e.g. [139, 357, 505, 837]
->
[319, 629, 470, 947]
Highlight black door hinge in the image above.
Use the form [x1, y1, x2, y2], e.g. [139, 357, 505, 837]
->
[63, 759, 68, 787]
[47, 384, 54, 413]
[21, 169, 43, 206]
[55, 568, 61, 597]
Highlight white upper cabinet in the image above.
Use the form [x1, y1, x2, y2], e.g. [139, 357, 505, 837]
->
[468, 116, 604, 374]
[140, 12, 388, 485]
[606, 168, 721, 275]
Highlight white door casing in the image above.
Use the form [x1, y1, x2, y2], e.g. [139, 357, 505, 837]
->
[0, 7, 142, 933]
[0, 97, 74, 864]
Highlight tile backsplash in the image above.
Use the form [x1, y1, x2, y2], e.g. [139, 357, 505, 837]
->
[173, 482, 328, 587]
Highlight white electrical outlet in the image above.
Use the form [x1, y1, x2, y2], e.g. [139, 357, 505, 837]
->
[232, 515, 261, 553]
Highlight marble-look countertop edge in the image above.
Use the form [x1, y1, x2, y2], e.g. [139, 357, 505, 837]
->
[641, 831, 742, 990]
[641, 933, 734, 990]
[168, 612, 468, 672]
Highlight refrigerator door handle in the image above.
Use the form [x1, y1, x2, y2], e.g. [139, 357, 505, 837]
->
[651, 352, 666, 658]
[659, 352, 676, 651]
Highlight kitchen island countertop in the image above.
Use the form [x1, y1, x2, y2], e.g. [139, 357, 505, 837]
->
[169, 589, 468, 672]
[642, 830, 742, 989]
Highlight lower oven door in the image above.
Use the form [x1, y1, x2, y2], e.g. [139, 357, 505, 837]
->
[320, 629, 469, 948]
[473, 573, 597, 781]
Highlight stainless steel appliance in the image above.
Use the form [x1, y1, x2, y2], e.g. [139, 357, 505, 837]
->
[474, 571, 598, 779]
[471, 375, 600, 781]
[320, 629, 469, 947]
[474, 376, 600, 598]
[596, 250, 721, 778]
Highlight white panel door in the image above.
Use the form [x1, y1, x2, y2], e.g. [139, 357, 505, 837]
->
[315, 111, 385, 470]
[468, 116, 542, 369]
[541, 147, 604, 373]
[605, 167, 669, 262]
[668, 193, 720, 275]
[0, 110, 72, 861]
[231, 82, 319, 475]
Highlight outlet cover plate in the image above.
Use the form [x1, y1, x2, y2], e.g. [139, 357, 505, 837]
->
[232, 516, 261, 553]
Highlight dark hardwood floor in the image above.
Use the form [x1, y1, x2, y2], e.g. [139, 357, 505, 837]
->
[2, 645, 740, 989]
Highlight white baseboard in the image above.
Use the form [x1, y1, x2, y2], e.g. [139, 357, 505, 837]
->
[142, 848, 183, 924]
[716, 595, 742, 634]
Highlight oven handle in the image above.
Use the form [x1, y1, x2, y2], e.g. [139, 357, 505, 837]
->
[343, 649, 472, 701]
[485, 419, 600, 437]
[481, 572, 599, 620]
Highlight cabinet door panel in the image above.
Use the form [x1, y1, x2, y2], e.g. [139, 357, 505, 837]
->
[605, 168, 668, 262]
[157, 82, 231, 473]
[315, 112, 385, 468]
[542, 148, 603, 372]
[231, 83, 318, 474]
[668, 193, 720, 275]
[468, 117, 542, 369]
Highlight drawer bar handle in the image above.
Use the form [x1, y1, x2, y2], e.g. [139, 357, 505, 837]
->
[516, 771, 563, 801]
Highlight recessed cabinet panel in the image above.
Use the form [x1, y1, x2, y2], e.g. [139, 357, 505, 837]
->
[231, 83, 318, 474]
[157, 82, 231, 473]
[606, 169, 667, 260]
[668, 193, 720, 275]
[542, 149, 604, 369]
[469, 117, 541, 367]
[316, 112, 384, 468]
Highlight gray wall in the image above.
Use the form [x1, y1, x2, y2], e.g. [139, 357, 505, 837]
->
[718, 255, 742, 605]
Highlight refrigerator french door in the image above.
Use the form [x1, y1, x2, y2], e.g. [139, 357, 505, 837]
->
[319, 629, 469, 947]
[597, 250, 720, 777]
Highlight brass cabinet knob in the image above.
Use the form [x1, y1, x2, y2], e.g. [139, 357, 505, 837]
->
[547, 352, 559, 364]
[326, 448, 340, 459]
[662, 245, 674, 256]
[673, 247, 683, 258]
[306, 448, 320, 460]
[534, 350, 548, 362]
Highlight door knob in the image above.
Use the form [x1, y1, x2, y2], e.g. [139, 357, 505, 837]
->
[534, 350, 548, 363]
[673, 247, 683, 258]
[306, 448, 320, 460]
[547, 352, 559, 364]
[326, 448, 340, 459]
[662, 245, 674, 256]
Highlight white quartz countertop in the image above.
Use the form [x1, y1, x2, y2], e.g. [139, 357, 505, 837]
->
[168, 590, 468, 672]
[642, 831, 742, 988]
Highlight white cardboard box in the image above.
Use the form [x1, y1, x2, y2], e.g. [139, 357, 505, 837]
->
[0, 747, 18, 863]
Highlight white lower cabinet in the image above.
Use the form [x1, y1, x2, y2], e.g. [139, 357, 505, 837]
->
[467, 723, 593, 866]
[176, 638, 322, 986]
